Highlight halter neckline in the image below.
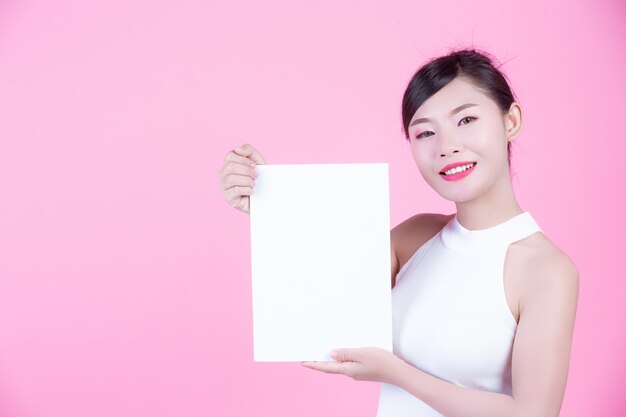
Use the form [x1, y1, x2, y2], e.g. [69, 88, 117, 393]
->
[441, 211, 542, 252]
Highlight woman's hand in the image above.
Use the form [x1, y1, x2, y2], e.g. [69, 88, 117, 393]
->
[218, 143, 266, 213]
[301, 347, 407, 385]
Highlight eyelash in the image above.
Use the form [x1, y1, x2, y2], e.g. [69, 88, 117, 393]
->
[415, 116, 477, 139]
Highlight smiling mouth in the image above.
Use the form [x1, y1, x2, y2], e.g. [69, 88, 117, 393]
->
[439, 162, 477, 176]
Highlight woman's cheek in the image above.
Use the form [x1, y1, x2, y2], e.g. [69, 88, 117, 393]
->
[414, 156, 433, 181]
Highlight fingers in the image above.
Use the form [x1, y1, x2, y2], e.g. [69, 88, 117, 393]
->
[220, 173, 256, 192]
[220, 158, 257, 181]
[330, 349, 349, 361]
[301, 361, 348, 374]
[222, 185, 253, 205]
[233, 143, 266, 165]
[218, 144, 265, 213]
[224, 150, 256, 166]
[328, 348, 361, 363]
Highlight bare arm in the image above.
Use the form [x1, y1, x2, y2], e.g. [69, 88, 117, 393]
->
[389, 253, 579, 417]
[390, 228, 400, 289]
[300, 219, 580, 417]
[389, 213, 452, 289]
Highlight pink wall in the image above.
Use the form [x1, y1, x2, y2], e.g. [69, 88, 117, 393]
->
[1, 0, 624, 416]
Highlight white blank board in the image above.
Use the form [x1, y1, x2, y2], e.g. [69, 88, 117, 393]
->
[249, 163, 392, 362]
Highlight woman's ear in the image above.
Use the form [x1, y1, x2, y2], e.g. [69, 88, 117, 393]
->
[505, 102, 523, 142]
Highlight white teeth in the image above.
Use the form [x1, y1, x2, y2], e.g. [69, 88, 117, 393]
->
[443, 163, 475, 175]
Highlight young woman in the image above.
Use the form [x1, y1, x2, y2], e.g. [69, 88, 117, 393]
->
[217, 48, 579, 417]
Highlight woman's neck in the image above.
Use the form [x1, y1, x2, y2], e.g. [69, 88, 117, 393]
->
[454, 175, 522, 231]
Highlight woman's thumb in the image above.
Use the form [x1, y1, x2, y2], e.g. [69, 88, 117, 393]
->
[234, 144, 266, 164]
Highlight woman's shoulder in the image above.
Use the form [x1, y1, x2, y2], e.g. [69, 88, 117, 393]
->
[391, 212, 453, 278]
[392, 212, 454, 238]
[513, 232, 578, 275]
[511, 231, 580, 306]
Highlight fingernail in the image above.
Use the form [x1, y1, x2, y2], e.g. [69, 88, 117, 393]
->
[330, 351, 338, 358]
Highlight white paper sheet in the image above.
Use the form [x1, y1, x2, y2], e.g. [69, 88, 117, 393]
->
[249, 163, 392, 362]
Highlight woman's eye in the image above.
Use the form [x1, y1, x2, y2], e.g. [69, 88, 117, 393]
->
[459, 116, 476, 125]
[415, 117, 476, 139]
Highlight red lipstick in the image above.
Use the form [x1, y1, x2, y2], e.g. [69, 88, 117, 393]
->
[439, 161, 477, 182]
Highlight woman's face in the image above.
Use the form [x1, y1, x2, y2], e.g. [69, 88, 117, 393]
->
[407, 76, 520, 203]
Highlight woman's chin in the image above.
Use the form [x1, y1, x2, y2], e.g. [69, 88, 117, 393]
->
[435, 188, 478, 204]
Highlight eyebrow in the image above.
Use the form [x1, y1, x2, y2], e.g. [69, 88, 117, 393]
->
[409, 103, 479, 127]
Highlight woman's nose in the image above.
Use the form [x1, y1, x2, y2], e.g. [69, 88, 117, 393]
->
[437, 133, 464, 157]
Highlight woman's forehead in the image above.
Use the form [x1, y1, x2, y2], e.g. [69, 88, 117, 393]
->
[410, 80, 495, 122]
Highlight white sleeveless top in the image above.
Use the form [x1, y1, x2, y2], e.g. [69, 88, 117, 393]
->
[376, 211, 542, 416]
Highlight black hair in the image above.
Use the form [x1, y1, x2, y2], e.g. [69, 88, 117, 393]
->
[401, 48, 518, 166]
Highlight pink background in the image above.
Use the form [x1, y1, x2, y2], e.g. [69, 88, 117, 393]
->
[1, 0, 624, 416]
